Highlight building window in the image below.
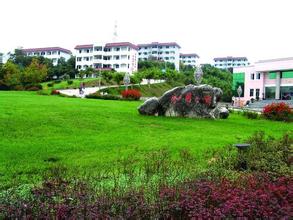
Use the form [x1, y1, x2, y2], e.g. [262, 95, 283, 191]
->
[269, 72, 277, 79]
[79, 50, 82, 53]
[250, 89, 254, 97]
[77, 57, 82, 61]
[256, 73, 261, 79]
[250, 73, 255, 80]
[95, 47, 102, 51]
[256, 89, 260, 98]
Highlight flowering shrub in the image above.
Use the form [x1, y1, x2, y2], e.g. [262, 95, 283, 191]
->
[121, 89, 141, 100]
[0, 174, 292, 219]
[263, 102, 292, 121]
[159, 174, 293, 219]
[51, 90, 60, 95]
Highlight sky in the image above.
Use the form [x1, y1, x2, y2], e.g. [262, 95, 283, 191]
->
[1, 0, 293, 64]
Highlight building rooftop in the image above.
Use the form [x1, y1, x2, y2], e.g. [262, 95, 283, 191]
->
[74, 42, 138, 50]
[180, 53, 199, 58]
[255, 57, 293, 63]
[137, 42, 181, 48]
[214, 56, 248, 61]
[22, 47, 72, 54]
[105, 42, 138, 50]
[74, 44, 94, 49]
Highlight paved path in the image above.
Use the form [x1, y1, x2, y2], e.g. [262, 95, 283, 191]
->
[58, 85, 115, 98]
[58, 80, 165, 98]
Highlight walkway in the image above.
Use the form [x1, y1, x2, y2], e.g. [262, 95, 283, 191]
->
[58, 79, 166, 98]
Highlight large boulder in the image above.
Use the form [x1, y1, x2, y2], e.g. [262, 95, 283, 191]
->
[138, 97, 159, 115]
[138, 84, 229, 119]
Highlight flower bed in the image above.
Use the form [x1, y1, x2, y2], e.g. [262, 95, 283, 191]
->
[263, 102, 292, 121]
[121, 89, 141, 100]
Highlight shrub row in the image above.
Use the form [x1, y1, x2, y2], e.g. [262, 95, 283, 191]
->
[0, 174, 291, 219]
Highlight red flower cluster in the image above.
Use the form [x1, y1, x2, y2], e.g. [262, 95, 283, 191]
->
[263, 102, 292, 121]
[51, 90, 60, 95]
[121, 89, 141, 100]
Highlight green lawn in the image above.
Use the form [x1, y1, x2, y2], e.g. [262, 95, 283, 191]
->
[0, 91, 292, 189]
[41, 78, 97, 90]
[100, 82, 183, 97]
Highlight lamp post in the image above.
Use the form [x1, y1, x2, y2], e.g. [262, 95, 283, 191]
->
[98, 67, 101, 91]
[237, 85, 243, 107]
[123, 72, 130, 91]
[194, 65, 203, 85]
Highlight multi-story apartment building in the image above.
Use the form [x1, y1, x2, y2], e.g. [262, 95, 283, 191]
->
[21, 47, 72, 65]
[214, 56, 249, 69]
[233, 57, 293, 103]
[180, 53, 199, 68]
[137, 42, 181, 71]
[74, 42, 138, 74]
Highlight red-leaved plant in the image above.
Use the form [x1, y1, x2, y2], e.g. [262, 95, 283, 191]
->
[263, 102, 292, 121]
[1, 174, 292, 219]
[51, 90, 60, 95]
[121, 89, 141, 100]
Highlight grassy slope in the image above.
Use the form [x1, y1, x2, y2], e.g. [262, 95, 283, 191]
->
[100, 82, 183, 97]
[0, 91, 292, 188]
[41, 78, 114, 92]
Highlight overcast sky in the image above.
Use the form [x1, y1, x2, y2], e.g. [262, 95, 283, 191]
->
[1, 0, 293, 63]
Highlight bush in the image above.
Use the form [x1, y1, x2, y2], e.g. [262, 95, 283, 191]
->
[51, 90, 60, 95]
[1, 174, 291, 219]
[121, 89, 141, 100]
[24, 84, 42, 91]
[86, 93, 121, 100]
[263, 102, 292, 121]
[243, 110, 259, 119]
[47, 82, 54, 87]
[54, 80, 61, 84]
[67, 80, 73, 85]
[210, 132, 292, 176]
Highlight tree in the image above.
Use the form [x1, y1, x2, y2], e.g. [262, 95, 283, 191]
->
[21, 58, 48, 85]
[201, 64, 233, 102]
[0, 61, 22, 89]
[113, 72, 124, 85]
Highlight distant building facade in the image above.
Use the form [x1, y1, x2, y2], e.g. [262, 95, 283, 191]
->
[214, 56, 249, 69]
[180, 53, 199, 68]
[233, 57, 293, 103]
[21, 47, 72, 65]
[74, 42, 138, 74]
[137, 42, 181, 71]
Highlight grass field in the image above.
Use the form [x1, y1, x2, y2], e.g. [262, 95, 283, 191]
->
[0, 91, 292, 189]
[100, 82, 183, 97]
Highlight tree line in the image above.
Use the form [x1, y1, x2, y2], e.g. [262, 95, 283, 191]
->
[0, 50, 233, 101]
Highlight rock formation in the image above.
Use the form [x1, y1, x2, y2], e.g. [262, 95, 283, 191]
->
[138, 84, 229, 119]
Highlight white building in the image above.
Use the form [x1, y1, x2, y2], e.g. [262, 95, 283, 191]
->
[214, 56, 249, 69]
[74, 42, 138, 74]
[180, 53, 199, 68]
[21, 47, 72, 65]
[137, 42, 181, 71]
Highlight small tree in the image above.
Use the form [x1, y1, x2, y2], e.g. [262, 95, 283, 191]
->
[113, 72, 124, 85]
[21, 58, 48, 85]
[1, 61, 22, 89]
